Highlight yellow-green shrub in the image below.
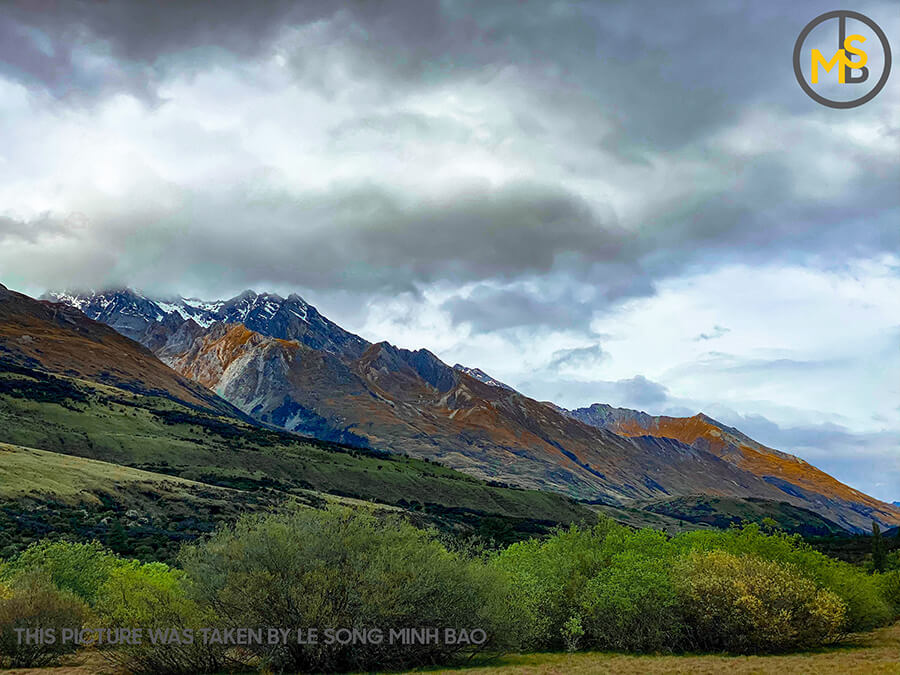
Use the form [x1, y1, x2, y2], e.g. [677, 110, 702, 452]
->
[673, 524, 891, 631]
[675, 550, 845, 653]
[94, 560, 227, 675]
[2, 540, 120, 605]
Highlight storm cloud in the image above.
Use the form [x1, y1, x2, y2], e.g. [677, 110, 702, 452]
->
[2, 0, 898, 301]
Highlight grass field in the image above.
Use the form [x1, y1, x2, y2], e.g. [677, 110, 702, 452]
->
[1, 623, 898, 674]
[413, 622, 900, 675]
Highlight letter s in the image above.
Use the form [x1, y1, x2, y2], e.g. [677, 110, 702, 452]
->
[843, 34, 868, 68]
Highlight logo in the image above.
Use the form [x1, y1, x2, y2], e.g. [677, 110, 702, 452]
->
[793, 10, 891, 108]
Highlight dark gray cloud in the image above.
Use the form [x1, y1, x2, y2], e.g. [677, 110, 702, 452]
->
[0, 180, 634, 297]
[1, 0, 305, 101]
[4, 2, 890, 131]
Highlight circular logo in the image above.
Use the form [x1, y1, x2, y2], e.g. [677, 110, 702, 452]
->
[793, 10, 891, 109]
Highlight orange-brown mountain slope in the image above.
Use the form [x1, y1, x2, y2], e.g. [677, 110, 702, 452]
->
[0, 283, 237, 416]
[568, 403, 900, 531]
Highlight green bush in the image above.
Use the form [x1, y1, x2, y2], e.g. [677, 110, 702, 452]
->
[94, 561, 227, 675]
[876, 570, 900, 617]
[580, 550, 682, 652]
[0, 571, 90, 668]
[2, 540, 121, 604]
[675, 550, 846, 653]
[491, 518, 621, 649]
[177, 506, 522, 673]
[560, 615, 583, 652]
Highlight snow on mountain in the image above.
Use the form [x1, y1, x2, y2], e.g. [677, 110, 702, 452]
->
[44, 288, 369, 357]
[452, 364, 515, 391]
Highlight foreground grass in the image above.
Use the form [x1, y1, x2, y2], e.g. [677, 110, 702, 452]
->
[4, 624, 899, 674]
[410, 622, 900, 675]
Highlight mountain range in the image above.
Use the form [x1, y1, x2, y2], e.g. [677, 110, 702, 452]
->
[2, 282, 609, 555]
[38, 287, 900, 533]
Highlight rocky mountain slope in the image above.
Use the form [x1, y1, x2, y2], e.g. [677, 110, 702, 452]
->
[568, 403, 900, 532]
[44, 287, 900, 532]
[121, 313, 802, 506]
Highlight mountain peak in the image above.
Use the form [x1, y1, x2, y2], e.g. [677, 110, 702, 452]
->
[452, 364, 514, 391]
[49, 286, 370, 358]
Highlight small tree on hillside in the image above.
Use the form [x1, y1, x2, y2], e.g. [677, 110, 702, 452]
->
[872, 521, 886, 573]
[108, 521, 128, 555]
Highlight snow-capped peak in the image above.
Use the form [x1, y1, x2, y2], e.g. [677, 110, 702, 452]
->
[47, 287, 370, 358]
[452, 364, 515, 391]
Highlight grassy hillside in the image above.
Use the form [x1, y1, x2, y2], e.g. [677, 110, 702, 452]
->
[636, 495, 847, 536]
[0, 365, 597, 555]
[0, 442, 293, 561]
[0, 442, 274, 504]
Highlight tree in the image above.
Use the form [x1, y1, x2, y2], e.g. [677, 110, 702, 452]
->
[108, 521, 128, 555]
[872, 521, 887, 573]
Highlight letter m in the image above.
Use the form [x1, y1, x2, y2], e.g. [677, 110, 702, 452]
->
[811, 49, 846, 83]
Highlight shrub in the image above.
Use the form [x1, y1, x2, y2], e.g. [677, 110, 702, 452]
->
[876, 570, 900, 617]
[675, 550, 845, 653]
[94, 560, 227, 675]
[95, 561, 191, 626]
[580, 550, 683, 652]
[0, 572, 90, 668]
[2, 540, 120, 604]
[672, 524, 891, 631]
[491, 518, 621, 649]
[177, 506, 522, 673]
[885, 550, 900, 572]
[561, 615, 583, 652]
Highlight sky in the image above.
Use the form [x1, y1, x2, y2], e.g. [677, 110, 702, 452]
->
[0, 1, 898, 500]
